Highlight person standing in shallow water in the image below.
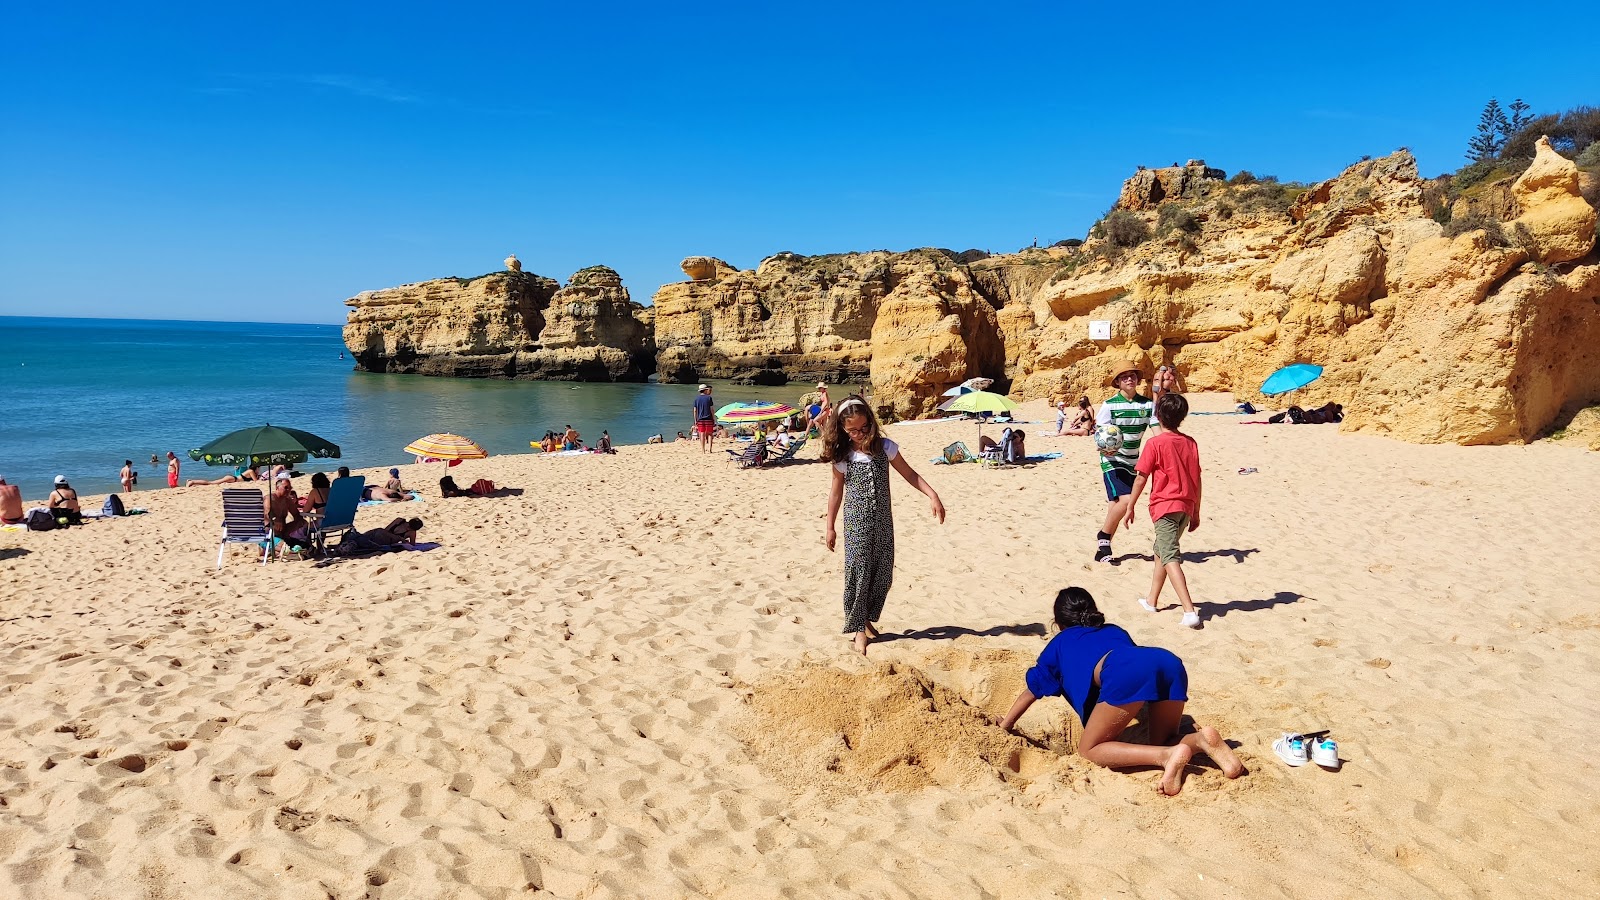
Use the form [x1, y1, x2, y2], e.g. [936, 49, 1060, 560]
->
[821, 396, 945, 656]
[693, 384, 717, 452]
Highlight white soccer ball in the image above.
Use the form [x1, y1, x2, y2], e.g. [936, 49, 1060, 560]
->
[1093, 423, 1124, 453]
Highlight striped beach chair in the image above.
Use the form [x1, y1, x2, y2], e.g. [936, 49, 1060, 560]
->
[217, 488, 270, 569]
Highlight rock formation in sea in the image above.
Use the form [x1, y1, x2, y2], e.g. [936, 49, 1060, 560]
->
[343, 266, 654, 381]
[656, 138, 1598, 443]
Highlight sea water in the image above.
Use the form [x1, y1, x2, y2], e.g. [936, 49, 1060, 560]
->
[0, 316, 824, 499]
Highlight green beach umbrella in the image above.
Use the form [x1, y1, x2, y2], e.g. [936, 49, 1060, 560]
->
[936, 390, 1019, 445]
[189, 424, 342, 468]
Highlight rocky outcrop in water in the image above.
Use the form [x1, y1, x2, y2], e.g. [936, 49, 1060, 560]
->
[343, 267, 654, 381]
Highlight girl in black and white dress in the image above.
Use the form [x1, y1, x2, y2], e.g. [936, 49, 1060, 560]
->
[820, 396, 946, 656]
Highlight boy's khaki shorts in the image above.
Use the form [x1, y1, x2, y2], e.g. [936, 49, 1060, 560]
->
[1153, 512, 1190, 565]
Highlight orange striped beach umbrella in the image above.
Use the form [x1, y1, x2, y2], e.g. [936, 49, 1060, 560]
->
[403, 433, 488, 462]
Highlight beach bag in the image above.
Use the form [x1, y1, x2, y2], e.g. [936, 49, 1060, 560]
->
[470, 478, 496, 496]
[102, 494, 125, 517]
[25, 509, 56, 531]
[940, 442, 973, 465]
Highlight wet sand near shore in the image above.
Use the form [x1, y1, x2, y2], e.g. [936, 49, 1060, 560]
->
[1, 395, 1596, 898]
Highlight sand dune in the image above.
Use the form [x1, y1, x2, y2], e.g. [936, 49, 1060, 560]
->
[1, 395, 1596, 898]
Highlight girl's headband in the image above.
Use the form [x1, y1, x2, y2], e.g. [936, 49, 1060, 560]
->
[837, 398, 867, 414]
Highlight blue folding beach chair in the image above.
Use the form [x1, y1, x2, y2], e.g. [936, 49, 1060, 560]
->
[312, 475, 365, 557]
[216, 488, 271, 569]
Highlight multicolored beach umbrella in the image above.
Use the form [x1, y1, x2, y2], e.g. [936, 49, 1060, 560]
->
[403, 433, 488, 461]
[716, 402, 797, 424]
[189, 424, 341, 467]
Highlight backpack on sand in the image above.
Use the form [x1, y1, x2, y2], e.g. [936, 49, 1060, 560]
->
[25, 509, 56, 531]
[102, 494, 125, 517]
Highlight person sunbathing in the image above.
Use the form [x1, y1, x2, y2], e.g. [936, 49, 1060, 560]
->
[0, 476, 22, 524]
[364, 468, 415, 502]
[361, 516, 423, 546]
[48, 476, 80, 513]
[300, 472, 331, 514]
[268, 473, 309, 547]
[186, 464, 260, 487]
[1058, 397, 1093, 436]
[978, 428, 1026, 462]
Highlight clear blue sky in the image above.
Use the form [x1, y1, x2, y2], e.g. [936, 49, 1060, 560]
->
[1, 2, 1592, 325]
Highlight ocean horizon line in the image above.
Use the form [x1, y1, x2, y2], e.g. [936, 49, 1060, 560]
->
[0, 313, 345, 329]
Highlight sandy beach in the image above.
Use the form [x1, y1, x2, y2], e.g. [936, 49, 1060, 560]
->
[1, 394, 1596, 898]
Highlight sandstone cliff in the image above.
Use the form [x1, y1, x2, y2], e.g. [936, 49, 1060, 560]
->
[343, 267, 654, 381]
[658, 139, 1599, 442]
[651, 250, 1004, 405]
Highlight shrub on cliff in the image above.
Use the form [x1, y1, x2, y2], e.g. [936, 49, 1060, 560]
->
[1499, 106, 1600, 160]
[1098, 210, 1150, 248]
[1442, 211, 1512, 246]
[1235, 179, 1301, 216]
[1157, 204, 1201, 236]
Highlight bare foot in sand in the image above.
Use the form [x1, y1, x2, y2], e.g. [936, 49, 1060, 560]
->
[1158, 743, 1194, 796]
[1187, 725, 1246, 778]
[853, 631, 870, 656]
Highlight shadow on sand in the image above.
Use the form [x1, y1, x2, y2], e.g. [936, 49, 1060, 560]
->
[1196, 591, 1306, 620]
[1111, 547, 1259, 565]
[875, 622, 1048, 644]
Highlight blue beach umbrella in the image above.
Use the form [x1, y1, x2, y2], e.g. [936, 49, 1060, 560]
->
[1260, 364, 1324, 396]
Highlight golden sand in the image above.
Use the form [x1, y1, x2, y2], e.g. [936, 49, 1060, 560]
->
[1, 395, 1596, 898]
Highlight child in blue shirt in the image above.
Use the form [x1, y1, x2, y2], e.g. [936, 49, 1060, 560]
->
[999, 587, 1245, 796]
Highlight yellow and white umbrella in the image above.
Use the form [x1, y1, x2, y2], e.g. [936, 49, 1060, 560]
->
[403, 433, 488, 465]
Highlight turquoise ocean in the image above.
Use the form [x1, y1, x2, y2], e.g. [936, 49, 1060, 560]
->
[0, 317, 816, 500]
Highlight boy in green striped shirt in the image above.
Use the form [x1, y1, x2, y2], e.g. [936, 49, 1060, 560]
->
[1094, 360, 1154, 563]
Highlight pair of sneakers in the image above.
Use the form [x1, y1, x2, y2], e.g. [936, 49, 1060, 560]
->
[1273, 733, 1340, 770]
[1138, 597, 1202, 629]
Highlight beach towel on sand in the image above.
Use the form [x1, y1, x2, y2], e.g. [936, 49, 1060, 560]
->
[360, 495, 425, 507]
[932, 451, 1063, 465]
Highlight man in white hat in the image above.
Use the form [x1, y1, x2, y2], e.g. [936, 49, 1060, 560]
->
[693, 384, 716, 452]
[1093, 359, 1154, 563]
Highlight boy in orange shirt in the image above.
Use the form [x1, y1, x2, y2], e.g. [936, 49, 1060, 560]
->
[1124, 392, 1203, 628]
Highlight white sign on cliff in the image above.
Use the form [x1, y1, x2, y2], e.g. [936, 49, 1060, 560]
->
[1088, 320, 1111, 341]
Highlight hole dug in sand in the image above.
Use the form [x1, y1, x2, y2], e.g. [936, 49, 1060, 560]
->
[738, 658, 1058, 798]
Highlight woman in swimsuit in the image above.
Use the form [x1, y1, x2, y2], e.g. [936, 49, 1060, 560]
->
[301, 472, 331, 513]
[999, 587, 1245, 796]
[47, 476, 80, 513]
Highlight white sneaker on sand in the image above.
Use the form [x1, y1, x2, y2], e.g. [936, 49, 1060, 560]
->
[1311, 736, 1340, 770]
[1273, 733, 1308, 767]
[1139, 598, 1158, 613]
[1180, 611, 1201, 629]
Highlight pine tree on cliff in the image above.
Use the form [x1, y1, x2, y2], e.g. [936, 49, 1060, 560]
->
[1467, 98, 1511, 161]
[1507, 98, 1532, 136]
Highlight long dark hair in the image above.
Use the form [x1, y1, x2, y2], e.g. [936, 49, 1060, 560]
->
[822, 394, 884, 463]
[1053, 587, 1107, 630]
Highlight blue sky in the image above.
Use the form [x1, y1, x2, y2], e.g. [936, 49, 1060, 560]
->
[1, 2, 1593, 324]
